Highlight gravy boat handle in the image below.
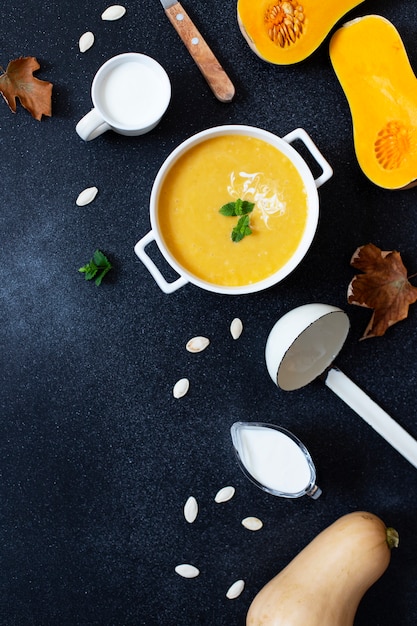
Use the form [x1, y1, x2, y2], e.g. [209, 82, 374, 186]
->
[283, 128, 333, 189]
[134, 231, 189, 293]
[324, 366, 417, 469]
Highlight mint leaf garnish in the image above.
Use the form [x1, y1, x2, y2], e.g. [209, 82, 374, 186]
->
[79, 249, 112, 286]
[219, 198, 255, 242]
[232, 215, 252, 242]
[219, 198, 254, 217]
[219, 201, 238, 216]
[236, 199, 255, 215]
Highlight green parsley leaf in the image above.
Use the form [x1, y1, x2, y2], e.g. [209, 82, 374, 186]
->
[79, 249, 112, 286]
[231, 215, 252, 242]
[219, 198, 255, 242]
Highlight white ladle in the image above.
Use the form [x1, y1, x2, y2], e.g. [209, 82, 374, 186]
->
[265, 303, 417, 469]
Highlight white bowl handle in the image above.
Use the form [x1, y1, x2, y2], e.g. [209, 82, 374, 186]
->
[134, 231, 189, 293]
[283, 128, 333, 189]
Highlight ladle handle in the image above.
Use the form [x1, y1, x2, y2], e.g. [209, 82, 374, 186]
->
[324, 367, 417, 469]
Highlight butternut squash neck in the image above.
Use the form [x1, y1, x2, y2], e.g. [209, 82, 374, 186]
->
[246, 512, 398, 626]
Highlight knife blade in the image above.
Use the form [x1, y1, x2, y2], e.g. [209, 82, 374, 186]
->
[159, 0, 235, 102]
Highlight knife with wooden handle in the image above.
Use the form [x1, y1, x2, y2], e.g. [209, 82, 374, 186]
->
[160, 0, 235, 102]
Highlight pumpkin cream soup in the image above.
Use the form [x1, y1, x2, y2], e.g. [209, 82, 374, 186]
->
[157, 134, 308, 287]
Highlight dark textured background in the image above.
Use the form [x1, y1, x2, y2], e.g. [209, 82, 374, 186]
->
[2, 1, 417, 624]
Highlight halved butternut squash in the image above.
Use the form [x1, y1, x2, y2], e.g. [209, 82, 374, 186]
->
[237, 0, 364, 65]
[330, 15, 417, 190]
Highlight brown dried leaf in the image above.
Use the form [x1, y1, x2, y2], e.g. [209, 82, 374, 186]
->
[0, 57, 53, 120]
[348, 243, 417, 339]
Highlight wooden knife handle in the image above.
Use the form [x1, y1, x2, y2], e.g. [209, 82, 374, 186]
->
[164, 2, 235, 102]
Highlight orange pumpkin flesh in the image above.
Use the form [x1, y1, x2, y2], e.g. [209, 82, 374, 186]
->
[237, 0, 365, 65]
[330, 15, 417, 190]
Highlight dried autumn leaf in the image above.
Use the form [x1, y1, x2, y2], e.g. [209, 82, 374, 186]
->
[0, 57, 53, 120]
[348, 243, 417, 339]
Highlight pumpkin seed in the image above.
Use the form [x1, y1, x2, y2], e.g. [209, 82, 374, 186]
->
[282, 2, 294, 14]
[242, 516, 263, 531]
[101, 5, 126, 20]
[230, 318, 243, 340]
[186, 336, 210, 353]
[374, 120, 409, 170]
[173, 378, 189, 398]
[79, 31, 94, 53]
[226, 579, 245, 599]
[214, 486, 235, 503]
[175, 563, 200, 578]
[264, 1, 304, 48]
[76, 186, 98, 207]
[183, 496, 198, 523]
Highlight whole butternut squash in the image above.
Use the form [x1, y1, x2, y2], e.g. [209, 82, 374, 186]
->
[237, 0, 364, 65]
[329, 15, 417, 189]
[246, 511, 399, 626]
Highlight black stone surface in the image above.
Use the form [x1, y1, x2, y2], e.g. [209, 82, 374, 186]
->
[2, 1, 417, 624]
